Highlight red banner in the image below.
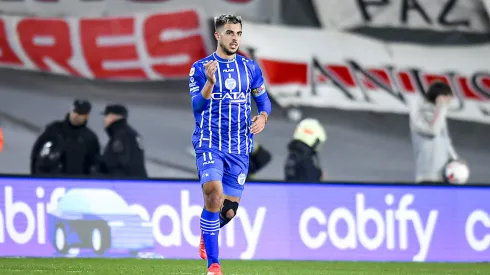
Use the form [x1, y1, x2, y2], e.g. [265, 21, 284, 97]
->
[0, 10, 210, 80]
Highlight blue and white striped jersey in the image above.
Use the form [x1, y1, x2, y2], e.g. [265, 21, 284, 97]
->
[189, 52, 268, 155]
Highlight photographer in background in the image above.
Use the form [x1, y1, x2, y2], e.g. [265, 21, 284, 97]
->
[409, 82, 463, 183]
[284, 118, 327, 182]
[30, 100, 100, 176]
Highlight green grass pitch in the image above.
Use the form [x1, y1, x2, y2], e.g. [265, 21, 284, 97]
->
[0, 258, 488, 275]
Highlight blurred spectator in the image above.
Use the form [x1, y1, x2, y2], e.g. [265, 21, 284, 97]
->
[30, 100, 100, 176]
[247, 141, 272, 180]
[284, 118, 327, 182]
[409, 82, 461, 183]
[99, 104, 148, 178]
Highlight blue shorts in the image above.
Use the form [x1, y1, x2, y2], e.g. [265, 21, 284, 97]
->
[195, 147, 249, 198]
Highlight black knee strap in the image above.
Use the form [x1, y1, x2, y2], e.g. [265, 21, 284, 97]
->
[220, 199, 239, 227]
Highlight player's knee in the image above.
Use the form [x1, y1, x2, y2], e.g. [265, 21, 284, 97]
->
[220, 199, 239, 226]
[202, 180, 221, 195]
[202, 180, 223, 209]
[208, 195, 222, 209]
[225, 208, 235, 219]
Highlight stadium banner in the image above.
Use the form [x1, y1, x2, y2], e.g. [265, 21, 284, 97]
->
[0, 0, 271, 22]
[0, 10, 212, 80]
[239, 22, 490, 124]
[312, 0, 490, 33]
[0, 177, 489, 262]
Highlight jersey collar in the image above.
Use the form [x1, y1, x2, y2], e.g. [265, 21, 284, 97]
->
[213, 52, 236, 63]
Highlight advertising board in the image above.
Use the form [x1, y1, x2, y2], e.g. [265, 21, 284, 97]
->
[0, 177, 489, 261]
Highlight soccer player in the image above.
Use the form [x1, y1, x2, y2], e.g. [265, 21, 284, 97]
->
[188, 14, 272, 275]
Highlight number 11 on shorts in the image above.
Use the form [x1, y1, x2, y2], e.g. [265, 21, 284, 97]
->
[203, 152, 213, 161]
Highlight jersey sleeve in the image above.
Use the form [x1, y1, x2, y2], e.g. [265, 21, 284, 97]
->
[250, 60, 267, 98]
[249, 60, 272, 116]
[189, 62, 210, 113]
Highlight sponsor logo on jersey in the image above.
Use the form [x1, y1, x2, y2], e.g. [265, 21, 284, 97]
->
[212, 92, 247, 103]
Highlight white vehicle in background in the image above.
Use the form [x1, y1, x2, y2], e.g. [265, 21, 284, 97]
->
[47, 188, 154, 255]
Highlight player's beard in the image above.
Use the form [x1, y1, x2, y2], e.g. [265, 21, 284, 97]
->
[219, 41, 238, 56]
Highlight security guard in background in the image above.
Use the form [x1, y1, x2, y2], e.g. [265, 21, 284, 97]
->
[99, 104, 148, 178]
[30, 100, 101, 175]
[284, 118, 327, 182]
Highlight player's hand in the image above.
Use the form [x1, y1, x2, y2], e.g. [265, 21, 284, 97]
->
[204, 60, 217, 84]
[251, 113, 267, 135]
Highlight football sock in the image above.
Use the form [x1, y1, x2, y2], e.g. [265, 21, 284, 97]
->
[201, 208, 220, 267]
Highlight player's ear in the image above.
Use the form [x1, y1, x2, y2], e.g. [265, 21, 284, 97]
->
[214, 31, 220, 40]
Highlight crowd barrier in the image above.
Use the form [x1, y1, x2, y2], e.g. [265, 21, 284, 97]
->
[0, 176, 489, 262]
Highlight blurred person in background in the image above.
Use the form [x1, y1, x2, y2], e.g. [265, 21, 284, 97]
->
[409, 81, 462, 183]
[284, 118, 327, 182]
[30, 100, 100, 176]
[99, 104, 147, 178]
[247, 140, 272, 180]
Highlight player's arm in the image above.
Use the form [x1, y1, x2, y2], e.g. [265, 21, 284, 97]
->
[190, 61, 217, 113]
[411, 101, 448, 137]
[250, 61, 272, 120]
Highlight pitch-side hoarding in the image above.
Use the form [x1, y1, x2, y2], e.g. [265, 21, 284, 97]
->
[0, 177, 489, 261]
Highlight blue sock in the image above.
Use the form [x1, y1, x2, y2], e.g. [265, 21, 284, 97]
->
[201, 208, 220, 267]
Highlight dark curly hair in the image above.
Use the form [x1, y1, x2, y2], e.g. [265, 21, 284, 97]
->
[425, 81, 453, 104]
[214, 14, 242, 31]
